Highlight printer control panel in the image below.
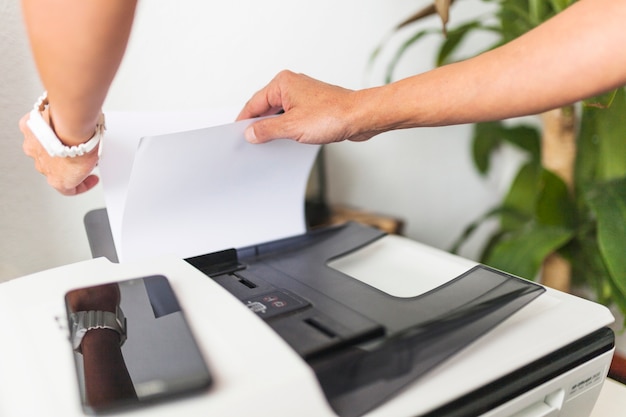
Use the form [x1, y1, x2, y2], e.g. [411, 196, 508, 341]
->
[208, 265, 385, 360]
[186, 237, 386, 360]
[241, 288, 310, 320]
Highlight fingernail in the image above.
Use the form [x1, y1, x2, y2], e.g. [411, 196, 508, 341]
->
[245, 126, 258, 143]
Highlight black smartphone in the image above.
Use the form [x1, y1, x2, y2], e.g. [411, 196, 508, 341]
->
[65, 275, 212, 414]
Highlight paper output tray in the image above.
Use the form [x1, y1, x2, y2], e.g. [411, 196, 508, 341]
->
[186, 222, 546, 417]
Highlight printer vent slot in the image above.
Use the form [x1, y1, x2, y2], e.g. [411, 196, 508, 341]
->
[235, 275, 256, 289]
[305, 318, 338, 339]
[234, 274, 257, 289]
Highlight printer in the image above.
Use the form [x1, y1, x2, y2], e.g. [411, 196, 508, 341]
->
[0, 216, 614, 417]
[84, 210, 615, 417]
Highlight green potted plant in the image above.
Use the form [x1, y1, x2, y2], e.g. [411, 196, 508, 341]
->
[373, 0, 626, 322]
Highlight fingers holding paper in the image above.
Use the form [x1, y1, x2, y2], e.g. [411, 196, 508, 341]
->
[237, 70, 378, 145]
[20, 112, 100, 196]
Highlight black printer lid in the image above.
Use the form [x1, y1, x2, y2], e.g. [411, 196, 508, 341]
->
[187, 222, 548, 417]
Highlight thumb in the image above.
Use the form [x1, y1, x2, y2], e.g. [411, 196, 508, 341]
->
[244, 116, 290, 144]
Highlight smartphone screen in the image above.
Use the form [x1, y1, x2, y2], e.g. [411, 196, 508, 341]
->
[65, 275, 212, 414]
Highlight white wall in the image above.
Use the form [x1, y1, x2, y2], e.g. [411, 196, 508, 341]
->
[1, 0, 514, 282]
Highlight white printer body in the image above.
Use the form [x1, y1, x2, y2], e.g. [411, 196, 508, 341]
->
[0, 223, 614, 417]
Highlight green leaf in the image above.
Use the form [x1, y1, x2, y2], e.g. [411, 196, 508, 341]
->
[607, 278, 626, 326]
[449, 205, 526, 254]
[501, 161, 541, 230]
[471, 121, 504, 174]
[569, 235, 612, 299]
[580, 88, 626, 182]
[484, 224, 573, 280]
[499, 124, 541, 162]
[585, 177, 626, 297]
[436, 21, 483, 66]
[471, 121, 540, 174]
[479, 230, 507, 265]
[498, 1, 535, 40]
[536, 169, 575, 228]
[594, 88, 626, 180]
[571, 235, 626, 322]
[575, 102, 600, 191]
[548, 0, 577, 13]
[528, 0, 548, 25]
[384, 28, 439, 83]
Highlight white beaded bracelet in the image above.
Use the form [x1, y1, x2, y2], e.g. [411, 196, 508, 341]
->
[26, 92, 105, 158]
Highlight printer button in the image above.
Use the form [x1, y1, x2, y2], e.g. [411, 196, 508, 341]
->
[243, 290, 310, 320]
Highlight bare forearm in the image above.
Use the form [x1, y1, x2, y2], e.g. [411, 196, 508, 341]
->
[365, 0, 626, 131]
[238, 0, 626, 145]
[21, 0, 137, 144]
[82, 330, 137, 407]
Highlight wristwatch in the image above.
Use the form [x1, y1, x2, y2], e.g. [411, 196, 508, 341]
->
[69, 307, 127, 353]
[26, 91, 106, 158]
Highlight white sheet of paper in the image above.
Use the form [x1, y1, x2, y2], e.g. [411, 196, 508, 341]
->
[100, 110, 319, 262]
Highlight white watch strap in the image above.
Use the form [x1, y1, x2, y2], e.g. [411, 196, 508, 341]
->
[26, 92, 105, 158]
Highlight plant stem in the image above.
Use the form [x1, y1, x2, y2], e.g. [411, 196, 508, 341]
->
[541, 106, 577, 191]
[540, 105, 577, 292]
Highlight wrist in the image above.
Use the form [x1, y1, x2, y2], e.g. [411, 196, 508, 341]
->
[48, 107, 103, 148]
[81, 327, 123, 349]
[351, 86, 403, 135]
[370, 83, 418, 131]
[26, 92, 105, 158]
[70, 307, 127, 353]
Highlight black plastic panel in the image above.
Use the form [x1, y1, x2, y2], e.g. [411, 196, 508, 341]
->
[188, 222, 548, 416]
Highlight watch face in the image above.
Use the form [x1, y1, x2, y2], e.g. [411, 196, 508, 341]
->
[65, 275, 212, 413]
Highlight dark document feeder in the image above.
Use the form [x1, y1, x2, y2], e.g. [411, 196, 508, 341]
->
[186, 222, 552, 417]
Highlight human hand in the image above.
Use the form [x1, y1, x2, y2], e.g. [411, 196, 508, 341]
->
[237, 70, 379, 145]
[20, 112, 100, 196]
